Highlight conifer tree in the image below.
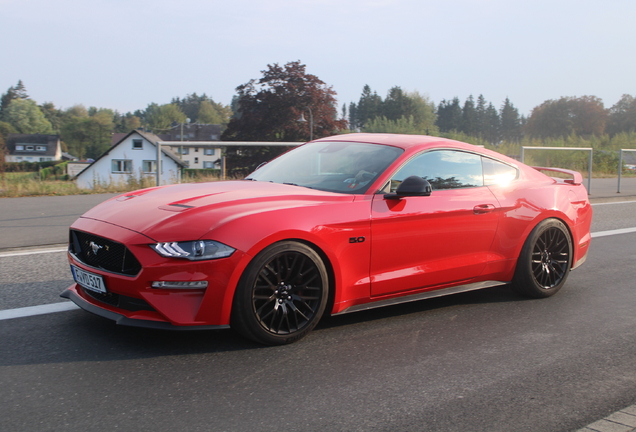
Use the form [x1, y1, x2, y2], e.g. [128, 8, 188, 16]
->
[461, 95, 477, 136]
[500, 98, 522, 142]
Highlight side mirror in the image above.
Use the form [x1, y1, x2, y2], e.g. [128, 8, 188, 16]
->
[384, 175, 432, 200]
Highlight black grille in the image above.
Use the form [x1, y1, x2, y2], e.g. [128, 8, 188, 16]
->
[82, 288, 155, 312]
[69, 230, 142, 276]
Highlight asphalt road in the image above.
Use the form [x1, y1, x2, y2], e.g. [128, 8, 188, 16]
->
[1, 193, 636, 431]
[0, 193, 119, 250]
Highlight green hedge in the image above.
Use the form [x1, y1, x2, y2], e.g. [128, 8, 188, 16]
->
[4, 160, 60, 172]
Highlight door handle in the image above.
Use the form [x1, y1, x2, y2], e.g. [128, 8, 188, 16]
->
[473, 204, 496, 214]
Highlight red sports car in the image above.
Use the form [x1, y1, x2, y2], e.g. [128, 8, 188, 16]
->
[62, 133, 592, 345]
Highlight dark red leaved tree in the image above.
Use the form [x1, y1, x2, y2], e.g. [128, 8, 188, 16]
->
[222, 61, 347, 175]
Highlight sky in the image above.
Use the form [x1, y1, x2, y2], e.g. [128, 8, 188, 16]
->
[1, 0, 635, 117]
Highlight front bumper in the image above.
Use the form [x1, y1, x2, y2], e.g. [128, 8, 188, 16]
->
[61, 286, 229, 330]
[66, 217, 248, 328]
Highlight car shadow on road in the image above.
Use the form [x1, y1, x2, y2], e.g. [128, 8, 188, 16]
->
[318, 284, 524, 330]
[0, 285, 531, 367]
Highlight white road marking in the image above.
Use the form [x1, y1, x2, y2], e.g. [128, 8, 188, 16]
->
[591, 227, 636, 238]
[591, 200, 636, 206]
[0, 302, 78, 321]
[0, 247, 67, 258]
[1, 224, 636, 321]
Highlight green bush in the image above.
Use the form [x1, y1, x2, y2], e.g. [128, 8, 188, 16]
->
[40, 162, 69, 180]
[183, 168, 221, 180]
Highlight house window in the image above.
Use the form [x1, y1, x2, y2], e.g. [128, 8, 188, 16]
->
[203, 161, 215, 168]
[132, 139, 143, 150]
[26, 146, 34, 151]
[194, 157, 199, 164]
[195, 147, 199, 152]
[15, 145, 24, 151]
[142, 160, 157, 173]
[180, 147, 189, 155]
[210, 134, 219, 140]
[204, 148, 215, 156]
[112, 159, 133, 173]
[36, 145, 47, 151]
[39, 157, 52, 162]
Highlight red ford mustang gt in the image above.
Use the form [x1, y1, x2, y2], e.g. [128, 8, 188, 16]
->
[62, 133, 592, 345]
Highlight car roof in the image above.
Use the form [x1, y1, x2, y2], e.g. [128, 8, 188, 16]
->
[314, 133, 476, 151]
[313, 133, 522, 167]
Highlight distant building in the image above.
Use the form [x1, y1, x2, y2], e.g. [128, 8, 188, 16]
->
[4, 134, 62, 163]
[166, 123, 222, 142]
[165, 123, 223, 169]
[110, 124, 223, 169]
[75, 130, 186, 189]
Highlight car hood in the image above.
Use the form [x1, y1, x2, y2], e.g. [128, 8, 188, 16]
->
[79, 181, 354, 242]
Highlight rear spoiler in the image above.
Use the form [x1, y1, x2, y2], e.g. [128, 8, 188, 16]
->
[531, 167, 583, 185]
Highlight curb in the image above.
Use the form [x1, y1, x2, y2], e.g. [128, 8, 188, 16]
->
[577, 404, 636, 432]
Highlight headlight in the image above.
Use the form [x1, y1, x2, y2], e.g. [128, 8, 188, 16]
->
[150, 240, 235, 261]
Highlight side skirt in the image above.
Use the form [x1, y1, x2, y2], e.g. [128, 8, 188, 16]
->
[333, 280, 509, 316]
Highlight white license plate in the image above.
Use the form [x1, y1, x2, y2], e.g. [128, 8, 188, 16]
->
[71, 265, 107, 293]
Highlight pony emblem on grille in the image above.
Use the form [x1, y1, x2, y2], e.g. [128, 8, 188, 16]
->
[89, 241, 103, 255]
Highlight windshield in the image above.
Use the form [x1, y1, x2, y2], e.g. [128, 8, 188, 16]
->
[246, 141, 403, 194]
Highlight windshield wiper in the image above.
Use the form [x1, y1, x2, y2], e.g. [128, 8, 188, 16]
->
[283, 182, 314, 190]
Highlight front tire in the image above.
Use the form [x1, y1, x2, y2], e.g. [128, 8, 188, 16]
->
[231, 241, 329, 345]
[511, 219, 573, 298]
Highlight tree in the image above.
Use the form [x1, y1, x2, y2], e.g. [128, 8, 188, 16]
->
[13, 80, 28, 99]
[407, 91, 438, 134]
[382, 86, 411, 121]
[114, 111, 142, 133]
[222, 61, 347, 174]
[0, 121, 17, 178]
[66, 104, 89, 118]
[500, 98, 522, 142]
[60, 106, 115, 159]
[197, 100, 225, 124]
[348, 102, 358, 131]
[461, 95, 477, 136]
[569, 96, 607, 137]
[144, 103, 186, 133]
[0, 80, 29, 116]
[606, 94, 636, 135]
[0, 121, 17, 135]
[525, 96, 607, 139]
[363, 115, 420, 134]
[61, 117, 92, 160]
[39, 102, 65, 132]
[2, 99, 54, 134]
[475, 95, 488, 136]
[172, 93, 232, 126]
[481, 103, 501, 144]
[354, 85, 383, 128]
[436, 98, 462, 132]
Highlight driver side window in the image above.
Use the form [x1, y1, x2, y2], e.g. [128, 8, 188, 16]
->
[388, 150, 484, 192]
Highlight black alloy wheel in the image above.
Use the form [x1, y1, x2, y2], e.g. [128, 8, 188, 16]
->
[232, 241, 329, 345]
[511, 219, 573, 298]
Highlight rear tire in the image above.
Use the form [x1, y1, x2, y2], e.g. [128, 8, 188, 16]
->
[511, 219, 573, 298]
[231, 241, 329, 345]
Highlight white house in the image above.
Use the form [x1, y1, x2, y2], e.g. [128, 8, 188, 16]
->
[75, 131, 186, 189]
